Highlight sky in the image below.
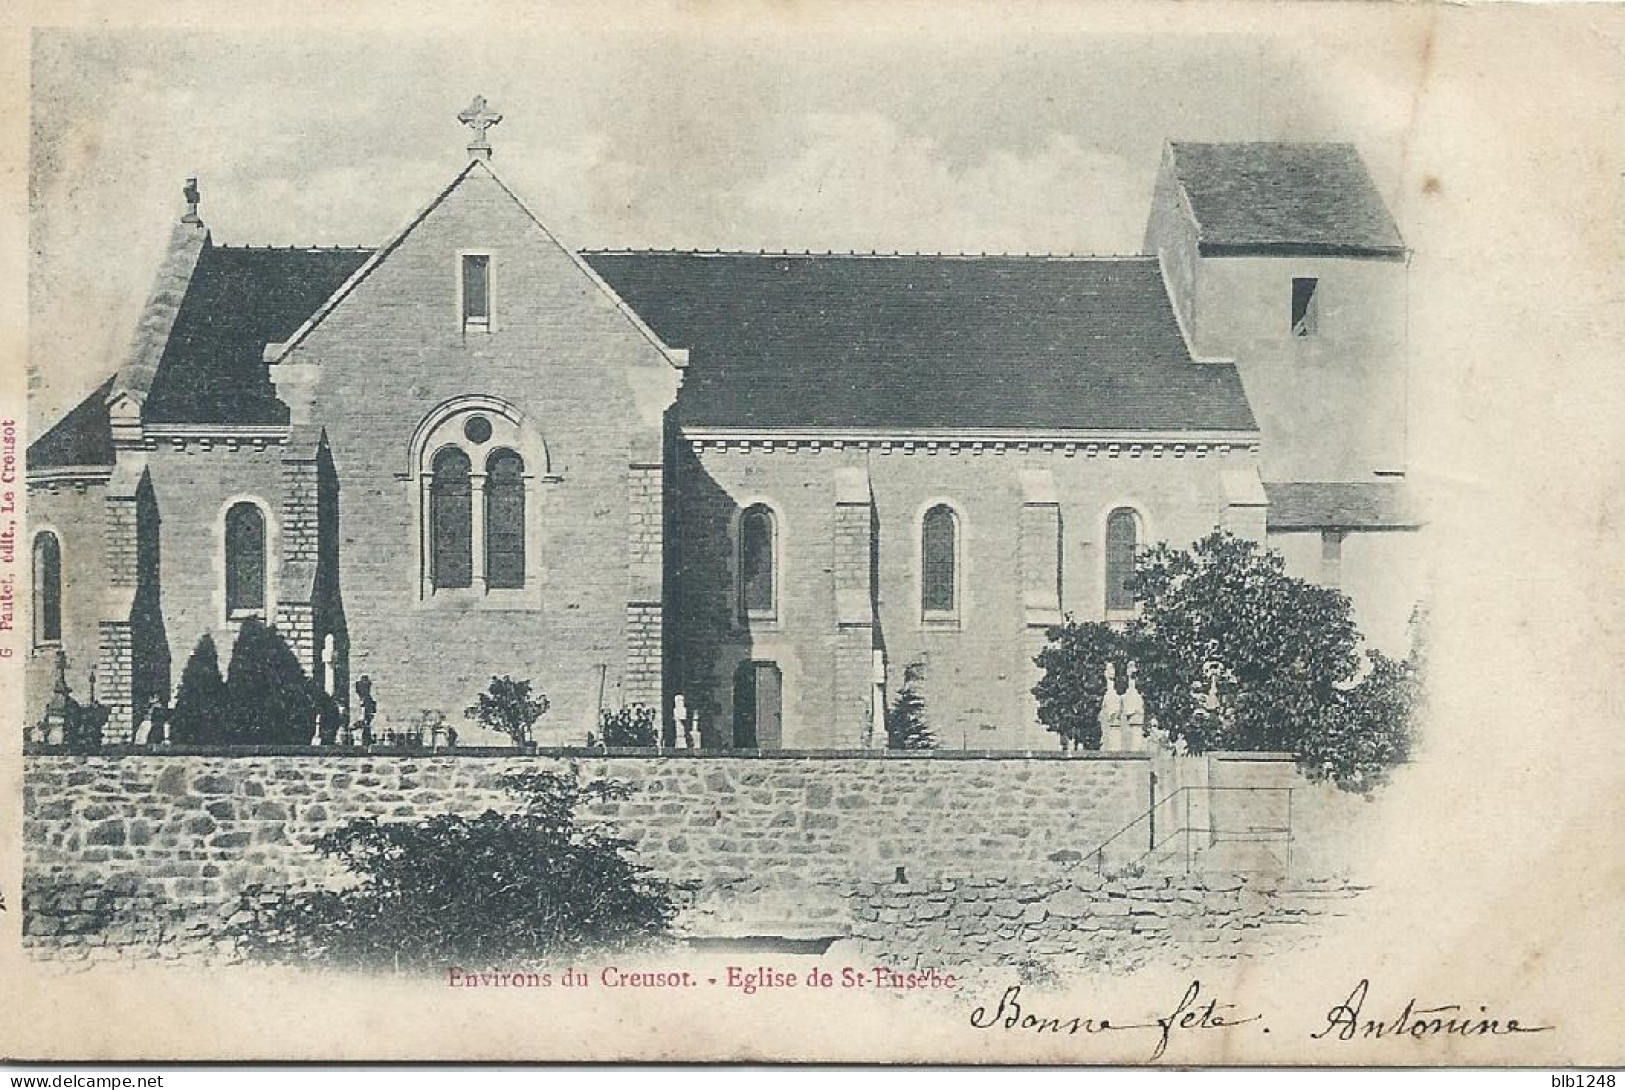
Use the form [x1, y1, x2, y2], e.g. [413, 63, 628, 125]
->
[25, 9, 1437, 423]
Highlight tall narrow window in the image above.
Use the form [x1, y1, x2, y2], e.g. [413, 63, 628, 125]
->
[738, 505, 776, 619]
[1105, 508, 1139, 613]
[1321, 529, 1345, 588]
[485, 448, 526, 589]
[1291, 277, 1319, 338]
[430, 447, 473, 589]
[462, 254, 491, 330]
[224, 503, 267, 617]
[32, 532, 61, 645]
[921, 504, 958, 616]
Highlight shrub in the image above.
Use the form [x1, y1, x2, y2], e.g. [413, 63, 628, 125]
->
[885, 661, 936, 751]
[225, 619, 316, 745]
[232, 768, 676, 971]
[170, 635, 230, 745]
[601, 704, 658, 748]
[1032, 619, 1121, 751]
[465, 675, 548, 748]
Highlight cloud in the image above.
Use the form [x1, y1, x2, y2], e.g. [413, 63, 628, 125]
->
[738, 112, 1151, 255]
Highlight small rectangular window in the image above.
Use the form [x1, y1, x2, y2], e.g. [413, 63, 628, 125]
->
[462, 254, 490, 329]
[1291, 277, 1319, 338]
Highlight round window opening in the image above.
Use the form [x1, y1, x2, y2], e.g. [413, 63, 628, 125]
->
[463, 415, 493, 444]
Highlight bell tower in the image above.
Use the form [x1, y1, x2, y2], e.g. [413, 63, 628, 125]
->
[1144, 141, 1409, 484]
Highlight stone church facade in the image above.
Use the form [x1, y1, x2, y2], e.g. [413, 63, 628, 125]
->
[25, 108, 1422, 748]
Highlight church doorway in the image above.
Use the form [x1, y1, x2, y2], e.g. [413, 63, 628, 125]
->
[732, 660, 782, 750]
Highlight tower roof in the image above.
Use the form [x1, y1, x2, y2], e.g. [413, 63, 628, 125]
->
[1168, 142, 1405, 258]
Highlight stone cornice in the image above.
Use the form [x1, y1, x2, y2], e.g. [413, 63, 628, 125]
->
[681, 428, 1260, 458]
[26, 466, 115, 491]
[136, 424, 292, 453]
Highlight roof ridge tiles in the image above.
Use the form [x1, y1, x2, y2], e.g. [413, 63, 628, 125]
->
[214, 243, 375, 252]
[577, 247, 1156, 261]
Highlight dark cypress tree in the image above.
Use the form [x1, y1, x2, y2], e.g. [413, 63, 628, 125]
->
[885, 661, 937, 751]
[226, 618, 317, 745]
[170, 634, 229, 745]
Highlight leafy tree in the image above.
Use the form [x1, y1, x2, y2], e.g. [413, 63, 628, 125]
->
[1032, 619, 1121, 751]
[465, 675, 548, 748]
[232, 768, 676, 971]
[885, 661, 937, 751]
[1297, 647, 1420, 795]
[600, 704, 659, 748]
[1032, 531, 1421, 791]
[170, 634, 229, 745]
[1122, 530, 1361, 756]
[225, 618, 317, 745]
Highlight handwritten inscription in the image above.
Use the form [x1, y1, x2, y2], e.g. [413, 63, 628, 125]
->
[970, 980, 1258, 1061]
[968, 977, 1553, 1059]
[1311, 979, 1553, 1042]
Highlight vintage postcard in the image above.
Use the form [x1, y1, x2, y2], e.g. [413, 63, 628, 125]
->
[1, 0, 1621, 1066]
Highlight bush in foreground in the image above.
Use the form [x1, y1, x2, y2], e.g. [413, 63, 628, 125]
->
[232, 768, 676, 971]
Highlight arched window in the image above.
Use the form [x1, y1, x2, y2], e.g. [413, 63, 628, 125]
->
[224, 503, 267, 617]
[921, 504, 958, 616]
[411, 398, 544, 602]
[33, 531, 61, 645]
[1105, 507, 1140, 613]
[485, 448, 526, 589]
[738, 504, 777, 619]
[430, 447, 474, 590]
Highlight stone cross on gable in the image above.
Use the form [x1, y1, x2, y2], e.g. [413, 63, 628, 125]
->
[458, 95, 503, 160]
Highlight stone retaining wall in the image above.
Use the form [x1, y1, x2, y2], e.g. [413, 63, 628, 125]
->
[842, 872, 1364, 976]
[23, 752, 1153, 961]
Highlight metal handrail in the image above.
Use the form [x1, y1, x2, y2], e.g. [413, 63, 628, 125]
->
[1084, 784, 1295, 876]
[1087, 786, 1190, 873]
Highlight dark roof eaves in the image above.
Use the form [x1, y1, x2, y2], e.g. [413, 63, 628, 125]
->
[1267, 515, 1424, 531]
[1198, 241, 1407, 260]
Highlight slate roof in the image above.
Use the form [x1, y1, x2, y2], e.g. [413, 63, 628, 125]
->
[143, 244, 373, 424]
[29, 245, 1260, 466]
[584, 252, 1258, 433]
[1264, 481, 1421, 530]
[1169, 143, 1405, 257]
[27, 376, 117, 470]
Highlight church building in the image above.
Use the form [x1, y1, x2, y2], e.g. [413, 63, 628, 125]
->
[25, 100, 1422, 748]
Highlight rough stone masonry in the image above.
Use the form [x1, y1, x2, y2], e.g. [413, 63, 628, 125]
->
[23, 751, 1363, 966]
